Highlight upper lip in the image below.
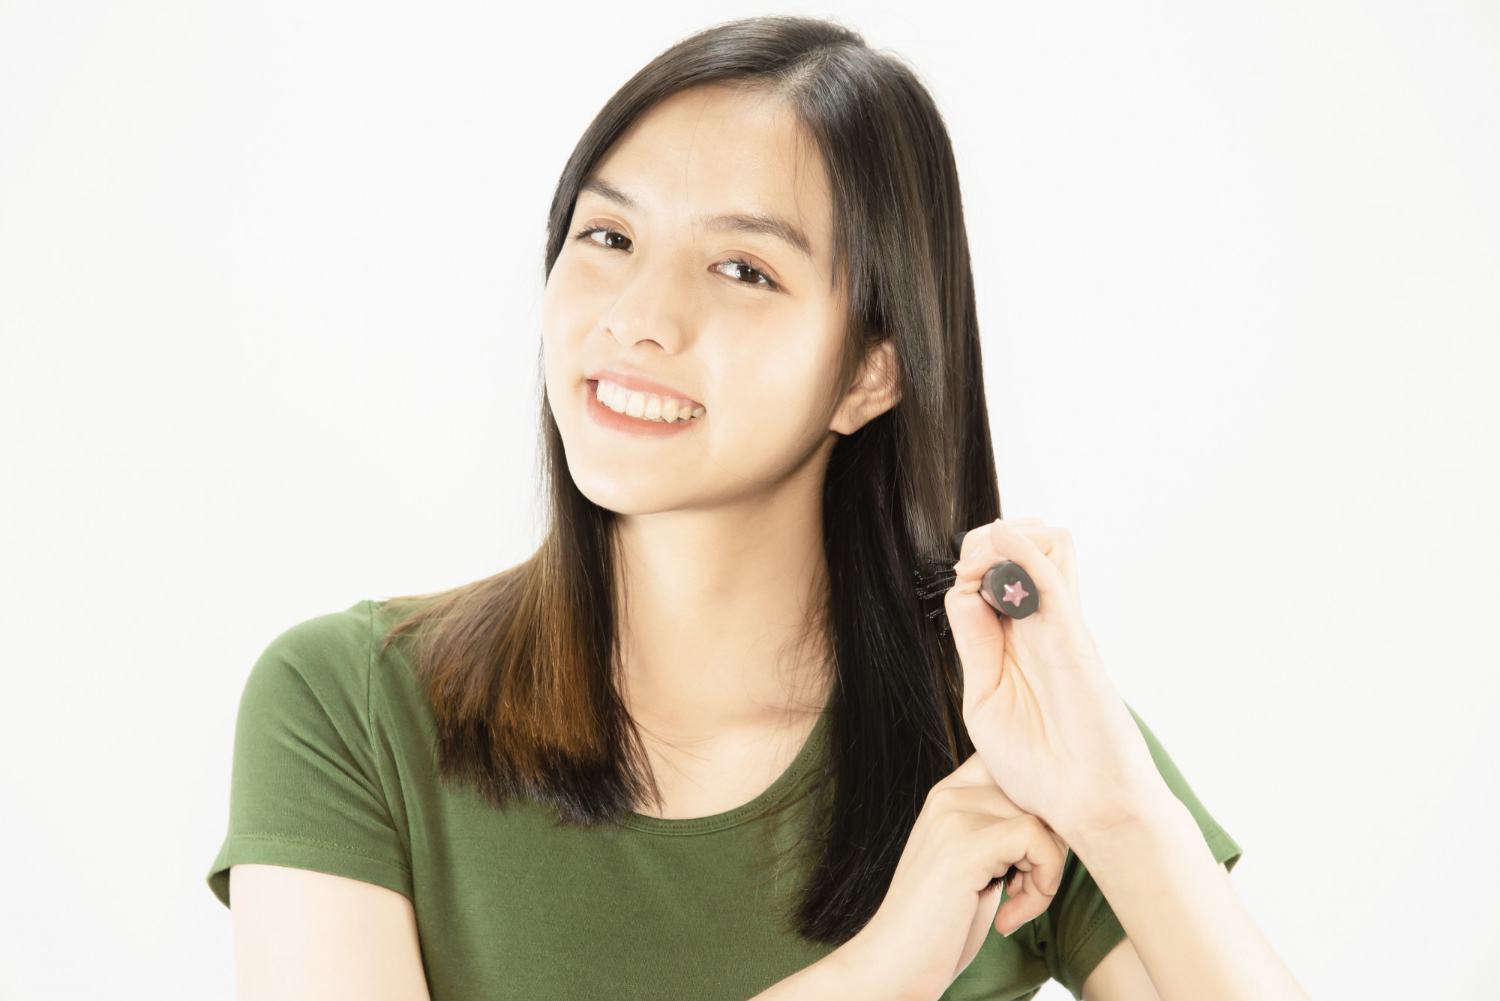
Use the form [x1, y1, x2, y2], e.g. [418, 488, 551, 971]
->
[586, 368, 704, 409]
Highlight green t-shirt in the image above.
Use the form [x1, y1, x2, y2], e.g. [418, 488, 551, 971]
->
[208, 600, 1240, 1000]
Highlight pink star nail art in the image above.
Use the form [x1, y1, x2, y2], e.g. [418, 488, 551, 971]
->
[1002, 581, 1029, 607]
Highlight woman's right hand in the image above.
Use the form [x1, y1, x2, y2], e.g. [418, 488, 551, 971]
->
[843, 752, 1068, 1001]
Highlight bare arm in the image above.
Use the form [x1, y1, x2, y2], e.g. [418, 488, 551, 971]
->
[230, 864, 431, 1001]
[947, 520, 1309, 1001]
[231, 755, 1057, 1001]
[1071, 805, 1303, 1001]
[1079, 864, 1248, 1001]
[1083, 938, 1162, 1001]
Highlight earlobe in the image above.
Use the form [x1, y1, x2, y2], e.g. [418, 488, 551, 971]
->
[829, 339, 902, 435]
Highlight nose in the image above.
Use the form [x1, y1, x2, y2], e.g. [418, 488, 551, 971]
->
[598, 255, 692, 354]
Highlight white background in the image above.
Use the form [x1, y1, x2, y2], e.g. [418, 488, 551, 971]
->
[2, 2, 1496, 998]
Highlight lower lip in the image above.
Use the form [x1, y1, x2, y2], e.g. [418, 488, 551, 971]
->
[585, 381, 701, 437]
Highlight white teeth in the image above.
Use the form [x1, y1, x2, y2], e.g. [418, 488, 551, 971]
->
[593, 379, 702, 423]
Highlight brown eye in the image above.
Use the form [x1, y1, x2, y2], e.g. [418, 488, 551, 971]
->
[587, 229, 633, 251]
[713, 260, 776, 289]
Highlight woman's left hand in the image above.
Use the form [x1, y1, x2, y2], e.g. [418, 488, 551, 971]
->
[943, 518, 1171, 848]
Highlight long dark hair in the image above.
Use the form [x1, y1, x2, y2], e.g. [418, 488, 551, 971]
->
[387, 15, 1000, 944]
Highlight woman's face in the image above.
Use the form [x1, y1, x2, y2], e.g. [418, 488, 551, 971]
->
[542, 85, 887, 517]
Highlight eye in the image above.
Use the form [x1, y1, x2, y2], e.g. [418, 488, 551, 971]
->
[712, 259, 779, 291]
[579, 227, 633, 252]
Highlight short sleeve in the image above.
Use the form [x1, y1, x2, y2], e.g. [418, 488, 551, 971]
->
[205, 602, 412, 907]
[1026, 707, 1242, 998]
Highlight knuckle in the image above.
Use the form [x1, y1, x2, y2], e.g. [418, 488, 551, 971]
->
[975, 785, 1015, 816]
[935, 811, 966, 838]
[927, 783, 959, 807]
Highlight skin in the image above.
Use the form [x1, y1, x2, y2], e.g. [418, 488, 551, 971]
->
[539, 84, 865, 816]
[230, 84, 1308, 1001]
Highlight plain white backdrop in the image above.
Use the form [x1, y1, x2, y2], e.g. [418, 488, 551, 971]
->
[2, 1, 1496, 998]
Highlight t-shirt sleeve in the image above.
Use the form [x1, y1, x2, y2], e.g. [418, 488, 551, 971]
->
[205, 602, 412, 907]
[1026, 707, 1242, 998]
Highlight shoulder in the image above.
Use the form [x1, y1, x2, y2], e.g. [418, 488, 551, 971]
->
[259, 601, 381, 669]
[241, 599, 436, 737]
[248, 600, 379, 687]
[238, 601, 400, 733]
[213, 601, 425, 908]
[230, 599, 440, 786]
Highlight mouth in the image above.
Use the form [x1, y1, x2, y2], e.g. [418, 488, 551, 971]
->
[587, 374, 705, 426]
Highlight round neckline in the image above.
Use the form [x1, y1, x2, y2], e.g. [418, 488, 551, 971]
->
[618, 706, 831, 836]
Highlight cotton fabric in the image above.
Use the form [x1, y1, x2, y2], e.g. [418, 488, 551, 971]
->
[208, 601, 1240, 1000]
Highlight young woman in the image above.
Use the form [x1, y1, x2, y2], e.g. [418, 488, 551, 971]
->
[210, 17, 1309, 1001]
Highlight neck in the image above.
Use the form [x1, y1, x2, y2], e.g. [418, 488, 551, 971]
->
[613, 452, 834, 740]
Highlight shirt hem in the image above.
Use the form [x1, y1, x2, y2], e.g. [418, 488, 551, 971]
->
[206, 832, 414, 908]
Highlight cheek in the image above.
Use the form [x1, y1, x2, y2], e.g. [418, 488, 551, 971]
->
[541, 259, 605, 398]
[542, 260, 598, 352]
[703, 307, 847, 467]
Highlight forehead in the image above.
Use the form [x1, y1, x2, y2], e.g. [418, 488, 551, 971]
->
[588, 84, 832, 247]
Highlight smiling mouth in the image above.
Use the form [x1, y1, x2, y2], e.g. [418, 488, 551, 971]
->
[593, 378, 706, 424]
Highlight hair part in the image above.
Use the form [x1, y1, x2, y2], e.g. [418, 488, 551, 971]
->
[386, 14, 1000, 945]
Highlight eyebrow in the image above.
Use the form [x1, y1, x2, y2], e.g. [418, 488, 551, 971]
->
[700, 212, 813, 259]
[578, 178, 814, 259]
[579, 178, 636, 209]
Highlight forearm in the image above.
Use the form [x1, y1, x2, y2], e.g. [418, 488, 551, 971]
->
[748, 933, 909, 1001]
[1068, 795, 1308, 1001]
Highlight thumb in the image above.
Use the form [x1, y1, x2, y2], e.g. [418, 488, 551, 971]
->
[946, 750, 995, 786]
[945, 569, 1007, 718]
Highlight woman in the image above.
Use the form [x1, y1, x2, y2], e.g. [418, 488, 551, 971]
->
[210, 17, 1308, 1001]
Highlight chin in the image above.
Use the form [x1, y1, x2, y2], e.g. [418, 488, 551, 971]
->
[564, 456, 695, 517]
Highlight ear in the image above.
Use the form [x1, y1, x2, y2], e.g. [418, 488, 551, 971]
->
[829, 339, 902, 435]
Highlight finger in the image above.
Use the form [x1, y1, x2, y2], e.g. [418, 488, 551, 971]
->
[944, 575, 1007, 716]
[993, 872, 1052, 936]
[1009, 851, 1065, 901]
[924, 768, 1027, 819]
[955, 517, 1044, 561]
[958, 517, 1045, 555]
[965, 814, 1065, 893]
[940, 751, 997, 788]
[965, 817, 1067, 936]
[960, 879, 1005, 971]
[1006, 525, 1080, 604]
[954, 519, 1071, 616]
[957, 524, 985, 562]
[1004, 524, 1073, 573]
[937, 756, 1025, 816]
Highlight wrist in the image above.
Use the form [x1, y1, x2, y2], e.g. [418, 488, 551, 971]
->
[751, 925, 912, 1001]
[1061, 782, 1200, 878]
[831, 924, 924, 1001]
